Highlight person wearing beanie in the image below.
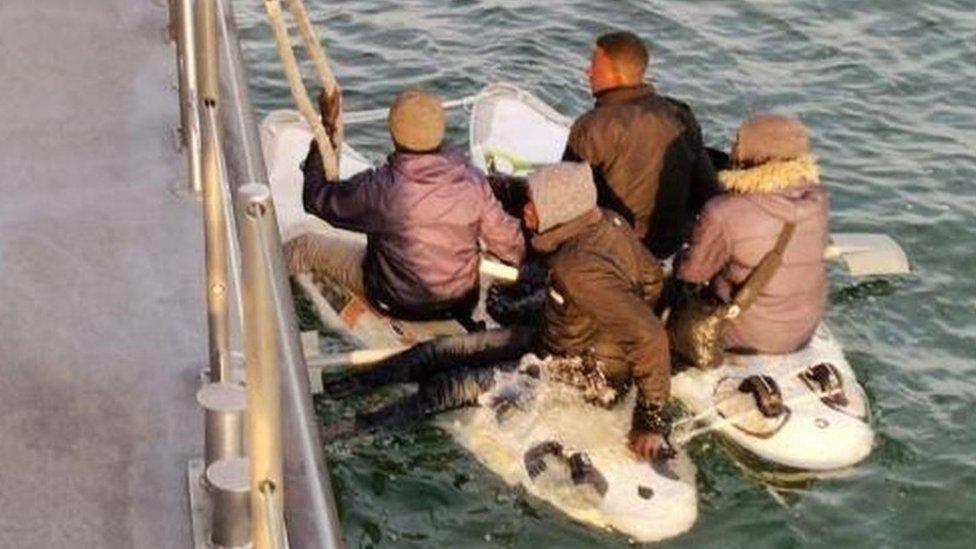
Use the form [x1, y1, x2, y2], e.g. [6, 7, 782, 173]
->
[526, 163, 674, 461]
[562, 30, 719, 259]
[316, 163, 675, 462]
[290, 88, 525, 321]
[677, 114, 829, 353]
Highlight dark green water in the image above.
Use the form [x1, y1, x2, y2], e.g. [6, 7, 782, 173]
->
[235, 1, 976, 546]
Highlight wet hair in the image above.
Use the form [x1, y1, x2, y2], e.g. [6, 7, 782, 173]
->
[596, 31, 649, 78]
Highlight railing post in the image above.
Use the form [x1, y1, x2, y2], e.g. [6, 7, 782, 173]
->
[197, 0, 231, 382]
[197, 382, 246, 467]
[176, 0, 203, 194]
[207, 457, 252, 548]
[238, 184, 286, 549]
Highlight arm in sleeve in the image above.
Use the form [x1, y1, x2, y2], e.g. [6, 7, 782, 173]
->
[555, 263, 670, 411]
[676, 202, 731, 284]
[665, 98, 721, 213]
[636, 247, 666, 309]
[666, 97, 722, 215]
[301, 140, 385, 233]
[687, 119, 721, 213]
[477, 181, 526, 265]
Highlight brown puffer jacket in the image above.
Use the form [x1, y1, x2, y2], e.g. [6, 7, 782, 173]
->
[534, 208, 670, 416]
[677, 155, 829, 353]
[562, 84, 718, 259]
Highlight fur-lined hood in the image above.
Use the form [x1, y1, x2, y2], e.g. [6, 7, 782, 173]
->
[718, 155, 820, 194]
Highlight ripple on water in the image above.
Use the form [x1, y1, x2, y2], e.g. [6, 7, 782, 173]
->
[237, 0, 976, 546]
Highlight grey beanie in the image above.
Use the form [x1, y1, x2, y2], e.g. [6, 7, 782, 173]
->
[527, 162, 598, 232]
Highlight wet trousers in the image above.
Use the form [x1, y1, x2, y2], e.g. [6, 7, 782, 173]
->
[322, 327, 537, 435]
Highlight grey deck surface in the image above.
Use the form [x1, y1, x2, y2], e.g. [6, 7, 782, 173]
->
[0, 1, 203, 547]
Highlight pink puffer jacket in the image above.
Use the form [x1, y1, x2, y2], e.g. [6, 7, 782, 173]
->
[676, 155, 829, 353]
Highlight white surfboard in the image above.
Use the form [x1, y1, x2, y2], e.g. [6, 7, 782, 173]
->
[259, 110, 699, 542]
[669, 325, 873, 471]
[436, 355, 698, 543]
[468, 84, 875, 471]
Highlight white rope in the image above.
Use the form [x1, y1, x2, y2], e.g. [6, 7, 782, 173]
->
[262, 0, 340, 181]
[672, 390, 823, 446]
[281, 0, 339, 94]
[344, 94, 484, 124]
[281, 0, 344, 153]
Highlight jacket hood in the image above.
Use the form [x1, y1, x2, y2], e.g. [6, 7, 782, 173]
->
[531, 208, 604, 254]
[389, 147, 470, 185]
[744, 182, 828, 225]
[719, 155, 820, 194]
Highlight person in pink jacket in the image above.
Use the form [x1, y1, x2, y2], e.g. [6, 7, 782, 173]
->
[676, 114, 829, 354]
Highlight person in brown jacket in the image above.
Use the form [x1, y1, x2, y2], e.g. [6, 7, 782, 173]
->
[526, 163, 673, 460]
[322, 163, 675, 462]
[676, 115, 829, 353]
[563, 30, 718, 259]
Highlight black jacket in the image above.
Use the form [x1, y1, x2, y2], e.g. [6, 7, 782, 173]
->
[563, 84, 718, 258]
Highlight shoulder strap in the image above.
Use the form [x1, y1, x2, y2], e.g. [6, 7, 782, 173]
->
[771, 221, 796, 255]
[731, 222, 797, 313]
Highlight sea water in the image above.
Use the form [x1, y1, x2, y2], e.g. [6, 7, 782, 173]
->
[235, 0, 976, 546]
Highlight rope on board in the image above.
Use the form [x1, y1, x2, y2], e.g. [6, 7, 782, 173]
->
[282, 0, 344, 150]
[262, 0, 342, 181]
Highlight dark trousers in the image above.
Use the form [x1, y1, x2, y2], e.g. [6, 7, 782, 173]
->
[322, 327, 537, 437]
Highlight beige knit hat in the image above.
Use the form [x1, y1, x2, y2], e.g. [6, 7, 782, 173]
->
[387, 89, 446, 152]
[731, 114, 809, 166]
[527, 162, 598, 232]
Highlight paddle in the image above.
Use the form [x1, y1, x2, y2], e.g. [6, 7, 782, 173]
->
[826, 233, 911, 276]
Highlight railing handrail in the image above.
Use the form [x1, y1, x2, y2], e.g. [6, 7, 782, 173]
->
[239, 183, 286, 549]
[206, 0, 345, 547]
[175, 0, 344, 546]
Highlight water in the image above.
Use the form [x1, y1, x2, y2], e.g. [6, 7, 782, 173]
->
[234, 0, 976, 546]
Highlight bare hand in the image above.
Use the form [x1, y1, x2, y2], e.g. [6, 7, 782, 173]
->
[628, 431, 667, 461]
[317, 88, 342, 138]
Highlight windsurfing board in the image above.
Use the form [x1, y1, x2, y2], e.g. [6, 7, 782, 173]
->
[435, 355, 698, 543]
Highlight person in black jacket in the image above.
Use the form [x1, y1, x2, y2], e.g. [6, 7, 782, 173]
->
[563, 30, 718, 258]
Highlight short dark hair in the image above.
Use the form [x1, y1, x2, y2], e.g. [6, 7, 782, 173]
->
[596, 31, 649, 77]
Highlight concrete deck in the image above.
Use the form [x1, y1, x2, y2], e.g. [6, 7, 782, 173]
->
[0, 1, 202, 547]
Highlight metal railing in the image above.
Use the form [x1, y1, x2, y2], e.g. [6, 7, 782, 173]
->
[172, 1, 345, 547]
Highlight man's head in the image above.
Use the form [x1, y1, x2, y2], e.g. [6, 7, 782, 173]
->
[588, 31, 649, 95]
[388, 89, 446, 152]
[524, 162, 598, 233]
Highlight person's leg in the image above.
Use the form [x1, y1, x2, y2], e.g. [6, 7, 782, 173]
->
[319, 363, 504, 443]
[284, 232, 366, 295]
[322, 326, 536, 397]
